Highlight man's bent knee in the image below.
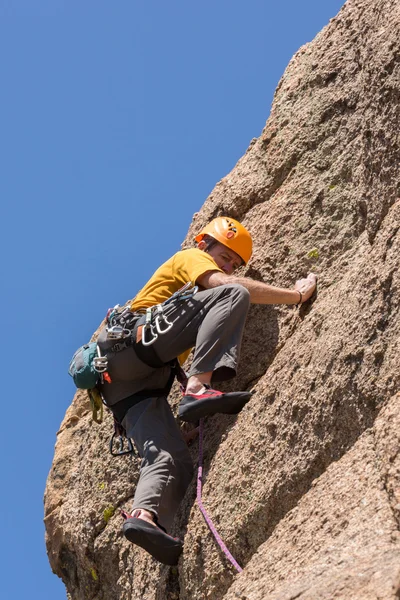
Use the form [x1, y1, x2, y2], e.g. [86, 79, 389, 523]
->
[225, 283, 250, 305]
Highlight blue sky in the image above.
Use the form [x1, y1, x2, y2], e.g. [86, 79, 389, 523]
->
[0, 1, 344, 597]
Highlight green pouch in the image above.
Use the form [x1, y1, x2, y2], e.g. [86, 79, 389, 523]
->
[68, 342, 100, 389]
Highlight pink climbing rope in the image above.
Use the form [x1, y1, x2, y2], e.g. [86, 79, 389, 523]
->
[196, 418, 243, 573]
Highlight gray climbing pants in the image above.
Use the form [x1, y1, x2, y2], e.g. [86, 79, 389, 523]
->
[120, 284, 250, 531]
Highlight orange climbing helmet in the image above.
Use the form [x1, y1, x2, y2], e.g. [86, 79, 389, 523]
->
[195, 216, 253, 265]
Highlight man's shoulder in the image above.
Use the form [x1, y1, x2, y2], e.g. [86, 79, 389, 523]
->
[173, 247, 221, 278]
[174, 247, 213, 261]
[175, 247, 202, 256]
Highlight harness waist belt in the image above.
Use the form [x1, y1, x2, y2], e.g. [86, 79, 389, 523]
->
[132, 320, 166, 368]
[109, 317, 165, 369]
[109, 368, 176, 423]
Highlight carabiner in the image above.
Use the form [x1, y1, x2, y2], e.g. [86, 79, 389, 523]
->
[179, 285, 199, 300]
[155, 314, 173, 334]
[141, 308, 158, 346]
[154, 304, 173, 335]
[175, 281, 193, 295]
[163, 281, 198, 305]
[93, 345, 108, 373]
[106, 304, 121, 327]
[109, 434, 136, 457]
[142, 323, 158, 346]
[118, 307, 137, 329]
[106, 325, 131, 340]
[93, 355, 109, 373]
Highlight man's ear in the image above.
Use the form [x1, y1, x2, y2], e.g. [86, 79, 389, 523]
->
[197, 240, 207, 251]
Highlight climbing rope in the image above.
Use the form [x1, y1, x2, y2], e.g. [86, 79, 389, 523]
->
[196, 418, 243, 573]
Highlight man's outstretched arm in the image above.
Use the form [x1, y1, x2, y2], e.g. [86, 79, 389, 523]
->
[197, 271, 317, 305]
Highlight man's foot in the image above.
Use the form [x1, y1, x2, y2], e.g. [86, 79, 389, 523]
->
[178, 386, 253, 423]
[122, 509, 183, 566]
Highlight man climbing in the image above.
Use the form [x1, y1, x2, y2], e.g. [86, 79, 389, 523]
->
[97, 216, 317, 566]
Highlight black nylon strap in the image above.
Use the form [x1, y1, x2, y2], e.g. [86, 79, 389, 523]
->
[109, 366, 177, 424]
[131, 319, 166, 368]
[109, 317, 165, 369]
[106, 311, 185, 423]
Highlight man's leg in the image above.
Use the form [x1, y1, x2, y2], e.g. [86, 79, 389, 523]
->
[154, 283, 251, 383]
[122, 395, 194, 528]
[151, 284, 252, 421]
[121, 395, 193, 564]
[121, 285, 251, 562]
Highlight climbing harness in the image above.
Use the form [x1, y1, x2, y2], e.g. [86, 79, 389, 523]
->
[139, 281, 198, 347]
[197, 419, 243, 573]
[102, 282, 198, 457]
[106, 281, 198, 350]
[69, 282, 198, 458]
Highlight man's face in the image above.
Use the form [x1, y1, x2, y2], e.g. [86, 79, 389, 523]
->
[198, 240, 242, 274]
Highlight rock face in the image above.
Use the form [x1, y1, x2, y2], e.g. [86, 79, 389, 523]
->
[44, 0, 400, 598]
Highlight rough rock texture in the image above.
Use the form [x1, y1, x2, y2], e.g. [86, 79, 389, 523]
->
[224, 395, 400, 600]
[44, 0, 400, 598]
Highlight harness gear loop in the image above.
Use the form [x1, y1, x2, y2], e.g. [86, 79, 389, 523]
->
[107, 281, 198, 348]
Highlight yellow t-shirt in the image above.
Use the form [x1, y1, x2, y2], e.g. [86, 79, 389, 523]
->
[130, 248, 223, 364]
[130, 248, 222, 311]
